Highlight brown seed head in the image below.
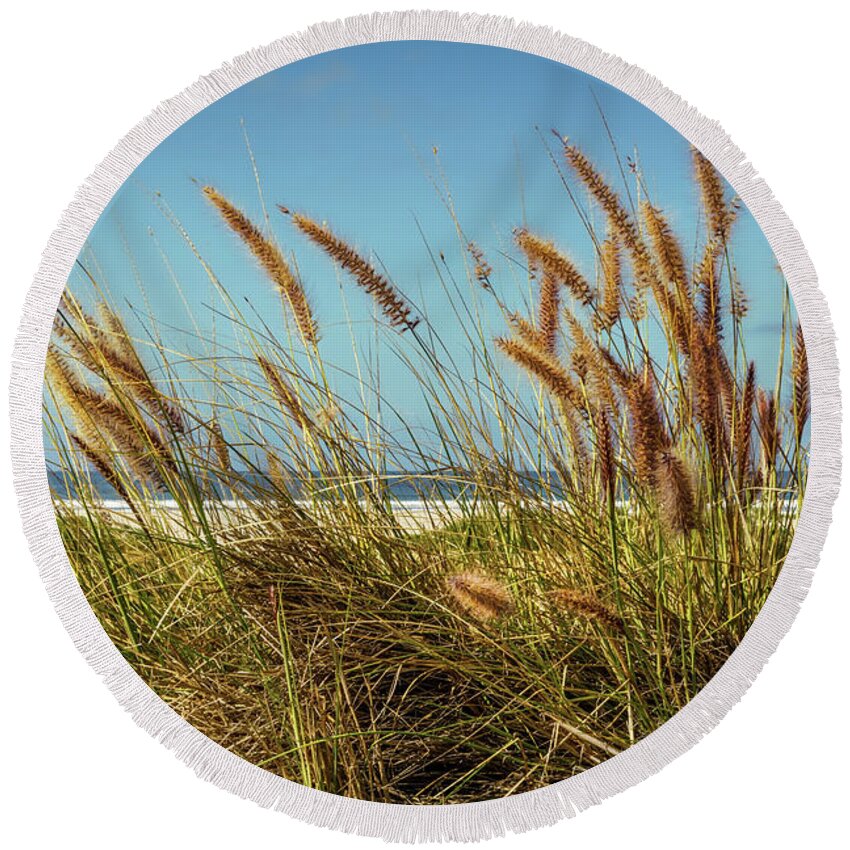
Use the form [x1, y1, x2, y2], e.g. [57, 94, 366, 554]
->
[696, 241, 724, 347]
[563, 142, 658, 292]
[495, 335, 584, 412]
[596, 406, 616, 502]
[550, 587, 623, 632]
[69, 433, 130, 503]
[692, 148, 736, 243]
[287, 209, 419, 331]
[507, 313, 544, 349]
[653, 449, 697, 535]
[641, 202, 687, 290]
[537, 273, 561, 355]
[564, 312, 618, 416]
[757, 389, 781, 472]
[641, 202, 693, 353]
[266, 450, 287, 493]
[467, 242, 492, 287]
[688, 322, 729, 470]
[624, 367, 669, 485]
[203, 187, 318, 346]
[257, 356, 310, 429]
[209, 418, 231, 473]
[447, 572, 514, 621]
[46, 346, 172, 487]
[735, 361, 756, 489]
[515, 229, 594, 306]
[594, 236, 622, 333]
[792, 323, 810, 442]
[55, 310, 185, 434]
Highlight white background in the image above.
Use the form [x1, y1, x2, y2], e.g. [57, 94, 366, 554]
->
[1, 2, 847, 847]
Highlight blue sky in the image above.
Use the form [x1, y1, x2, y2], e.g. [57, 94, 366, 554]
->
[63, 40, 791, 453]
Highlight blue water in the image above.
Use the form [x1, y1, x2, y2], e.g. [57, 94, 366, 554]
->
[47, 467, 571, 503]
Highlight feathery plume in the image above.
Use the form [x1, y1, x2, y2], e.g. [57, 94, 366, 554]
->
[569, 341, 589, 381]
[627, 291, 649, 322]
[209, 418, 231, 473]
[596, 406, 616, 502]
[495, 336, 584, 411]
[563, 144, 638, 251]
[688, 323, 728, 470]
[96, 303, 139, 367]
[736, 361, 756, 489]
[562, 141, 657, 290]
[653, 450, 697, 534]
[696, 241, 724, 347]
[641, 202, 687, 291]
[53, 311, 117, 375]
[564, 311, 618, 417]
[285, 208, 419, 331]
[730, 276, 749, 320]
[550, 588, 623, 633]
[598, 346, 633, 393]
[46, 345, 89, 412]
[109, 356, 185, 436]
[266, 450, 287, 493]
[203, 187, 318, 346]
[538, 273, 561, 355]
[257, 356, 311, 429]
[594, 236, 622, 332]
[692, 148, 735, 243]
[56, 310, 185, 434]
[757, 389, 781, 472]
[717, 355, 736, 434]
[792, 323, 810, 442]
[515, 229, 594, 306]
[507, 313, 544, 349]
[447, 572, 514, 621]
[46, 345, 173, 487]
[95, 402, 172, 488]
[563, 400, 590, 480]
[624, 367, 669, 484]
[316, 401, 342, 430]
[467, 242, 492, 288]
[641, 201, 693, 353]
[69, 433, 148, 527]
[70, 433, 130, 504]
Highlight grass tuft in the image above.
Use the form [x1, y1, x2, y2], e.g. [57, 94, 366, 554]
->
[44, 141, 806, 804]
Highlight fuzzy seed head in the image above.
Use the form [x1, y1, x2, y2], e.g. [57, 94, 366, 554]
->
[447, 573, 514, 621]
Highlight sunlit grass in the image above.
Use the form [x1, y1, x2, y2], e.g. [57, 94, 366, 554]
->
[43, 139, 807, 803]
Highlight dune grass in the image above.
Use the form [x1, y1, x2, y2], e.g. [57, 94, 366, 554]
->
[43, 138, 807, 803]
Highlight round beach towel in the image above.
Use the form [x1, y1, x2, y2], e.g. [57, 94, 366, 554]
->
[10, 11, 840, 842]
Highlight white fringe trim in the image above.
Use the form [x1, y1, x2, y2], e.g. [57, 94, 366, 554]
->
[8, 10, 842, 843]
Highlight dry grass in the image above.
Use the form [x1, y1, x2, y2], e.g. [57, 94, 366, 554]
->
[284, 207, 420, 331]
[447, 573, 515, 621]
[549, 588, 623, 634]
[204, 187, 318, 346]
[44, 140, 806, 804]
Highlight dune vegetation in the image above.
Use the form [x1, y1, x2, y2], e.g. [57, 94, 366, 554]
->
[44, 138, 808, 803]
